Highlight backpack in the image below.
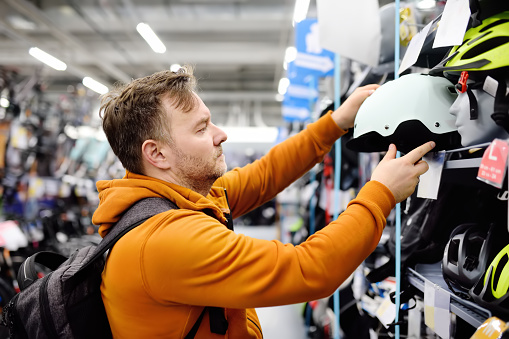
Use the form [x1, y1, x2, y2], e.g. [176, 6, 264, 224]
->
[1, 197, 228, 338]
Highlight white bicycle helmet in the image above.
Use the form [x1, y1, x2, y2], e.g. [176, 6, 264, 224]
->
[346, 73, 461, 153]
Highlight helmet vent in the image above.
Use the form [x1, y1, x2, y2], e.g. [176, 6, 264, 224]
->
[492, 252, 508, 291]
[457, 38, 470, 50]
[449, 239, 460, 265]
[462, 36, 509, 60]
[435, 122, 440, 127]
[479, 19, 509, 33]
[384, 124, 389, 130]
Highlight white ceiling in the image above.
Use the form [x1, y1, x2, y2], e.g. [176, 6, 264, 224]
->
[0, 0, 316, 127]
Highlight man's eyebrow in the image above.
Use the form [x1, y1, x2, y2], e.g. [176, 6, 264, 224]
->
[194, 117, 210, 128]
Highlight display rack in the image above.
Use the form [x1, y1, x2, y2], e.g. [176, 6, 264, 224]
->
[406, 263, 492, 328]
[406, 143, 499, 330]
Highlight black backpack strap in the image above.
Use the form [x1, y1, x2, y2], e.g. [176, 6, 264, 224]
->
[79, 197, 178, 273]
[184, 307, 228, 338]
[209, 307, 228, 334]
[184, 308, 207, 339]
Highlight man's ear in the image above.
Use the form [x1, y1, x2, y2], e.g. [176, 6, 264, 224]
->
[141, 139, 171, 170]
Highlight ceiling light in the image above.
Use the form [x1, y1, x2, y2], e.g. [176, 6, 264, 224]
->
[82, 77, 108, 95]
[28, 47, 67, 71]
[278, 78, 290, 95]
[293, 0, 310, 24]
[170, 63, 181, 72]
[136, 23, 166, 53]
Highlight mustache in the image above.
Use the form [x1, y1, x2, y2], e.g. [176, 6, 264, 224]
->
[216, 146, 223, 157]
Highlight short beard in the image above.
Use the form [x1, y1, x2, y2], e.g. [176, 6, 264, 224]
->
[172, 145, 226, 195]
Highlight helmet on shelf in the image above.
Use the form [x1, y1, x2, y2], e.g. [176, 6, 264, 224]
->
[442, 223, 506, 293]
[430, 11, 509, 138]
[346, 73, 461, 154]
[470, 243, 509, 316]
[430, 11, 509, 76]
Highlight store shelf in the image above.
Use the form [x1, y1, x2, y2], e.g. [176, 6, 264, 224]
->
[443, 157, 482, 170]
[406, 263, 491, 328]
[443, 143, 488, 170]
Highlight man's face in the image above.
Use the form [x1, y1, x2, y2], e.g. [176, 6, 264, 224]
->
[162, 93, 228, 187]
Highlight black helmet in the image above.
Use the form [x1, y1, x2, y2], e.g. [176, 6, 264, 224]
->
[442, 223, 507, 296]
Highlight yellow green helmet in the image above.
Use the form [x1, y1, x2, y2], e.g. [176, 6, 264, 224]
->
[431, 11, 509, 75]
[470, 243, 509, 316]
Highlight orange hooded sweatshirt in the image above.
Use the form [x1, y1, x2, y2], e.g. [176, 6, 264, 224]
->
[92, 112, 395, 338]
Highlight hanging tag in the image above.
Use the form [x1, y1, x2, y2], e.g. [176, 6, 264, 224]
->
[471, 317, 509, 339]
[417, 151, 446, 200]
[398, 20, 433, 74]
[424, 281, 436, 332]
[375, 294, 396, 328]
[477, 139, 509, 189]
[424, 281, 451, 339]
[433, 0, 471, 48]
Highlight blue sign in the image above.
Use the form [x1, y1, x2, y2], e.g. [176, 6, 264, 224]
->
[294, 19, 335, 77]
[282, 62, 318, 122]
[285, 61, 318, 102]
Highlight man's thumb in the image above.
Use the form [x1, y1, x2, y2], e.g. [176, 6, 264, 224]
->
[382, 144, 397, 161]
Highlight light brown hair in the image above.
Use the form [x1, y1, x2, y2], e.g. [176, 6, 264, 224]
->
[99, 66, 197, 174]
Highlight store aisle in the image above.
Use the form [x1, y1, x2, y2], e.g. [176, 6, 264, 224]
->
[235, 225, 308, 339]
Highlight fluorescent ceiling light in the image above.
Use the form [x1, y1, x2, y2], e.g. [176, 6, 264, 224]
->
[278, 77, 290, 95]
[293, 0, 310, 24]
[136, 23, 166, 53]
[82, 77, 108, 95]
[170, 63, 181, 72]
[28, 47, 67, 71]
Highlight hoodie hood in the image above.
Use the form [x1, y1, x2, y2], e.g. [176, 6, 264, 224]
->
[92, 171, 229, 237]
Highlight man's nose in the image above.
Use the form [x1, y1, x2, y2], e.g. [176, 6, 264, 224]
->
[213, 124, 227, 145]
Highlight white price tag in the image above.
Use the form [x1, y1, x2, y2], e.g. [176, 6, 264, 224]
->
[424, 281, 451, 339]
[399, 21, 433, 74]
[375, 295, 396, 328]
[417, 151, 446, 200]
[433, 0, 471, 48]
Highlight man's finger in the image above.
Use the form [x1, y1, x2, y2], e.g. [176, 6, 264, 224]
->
[414, 160, 430, 176]
[403, 141, 435, 165]
[360, 84, 380, 91]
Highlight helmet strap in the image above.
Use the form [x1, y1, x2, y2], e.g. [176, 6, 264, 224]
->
[490, 80, 509, 133]
[466, 87, 479, 120]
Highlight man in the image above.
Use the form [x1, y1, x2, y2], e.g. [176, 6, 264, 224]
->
[93, 66, 434, 338]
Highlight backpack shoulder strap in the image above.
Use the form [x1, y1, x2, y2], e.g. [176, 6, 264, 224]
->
[101, 197, 178, 248]
[79, 197, 178, 273]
